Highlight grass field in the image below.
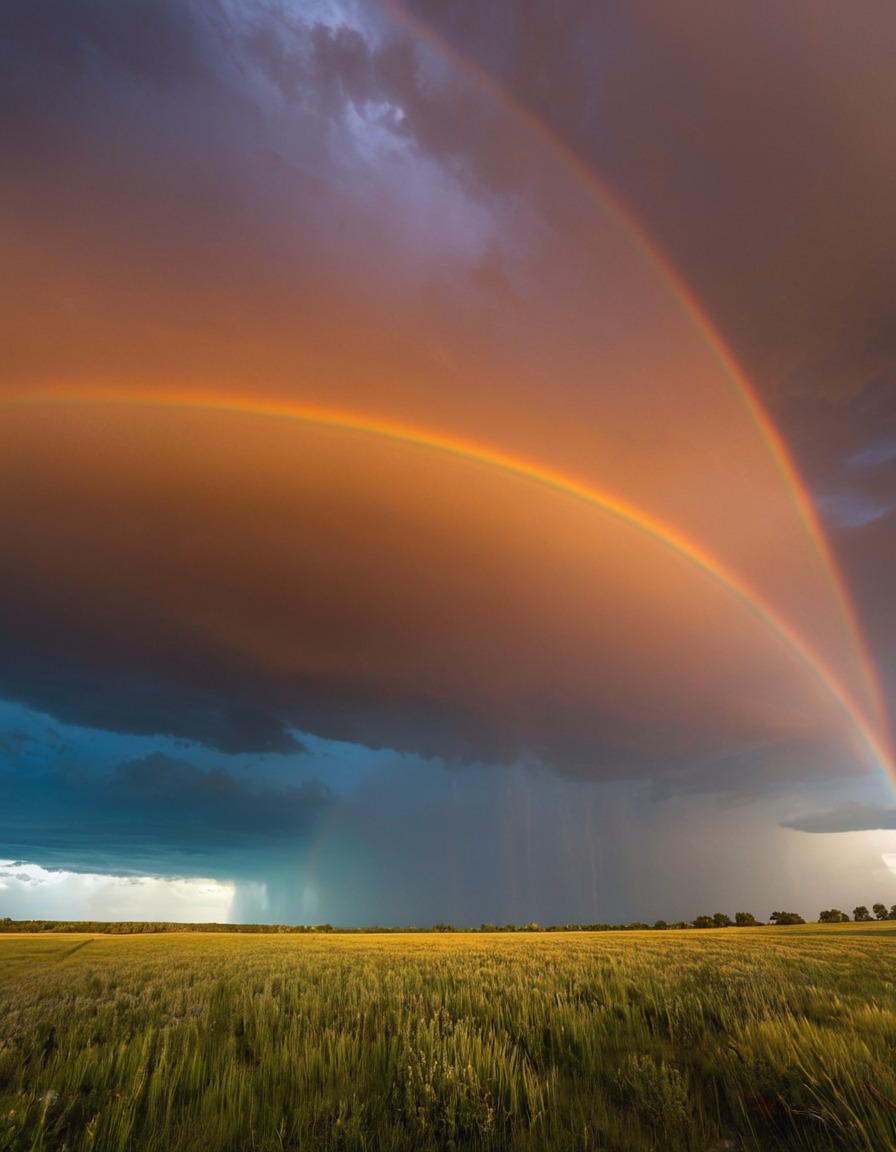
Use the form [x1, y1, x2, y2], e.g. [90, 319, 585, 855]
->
[2, 926, 895, 1151]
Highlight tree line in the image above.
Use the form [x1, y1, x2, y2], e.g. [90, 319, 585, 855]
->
[818, 904, 896, 922]
[2, 905, 895, 934]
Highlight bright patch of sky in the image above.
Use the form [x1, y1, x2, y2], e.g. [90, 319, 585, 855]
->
[0, 860, 236, 922]
[848, 438, 896, 470]
[227, 0, 373, 37]
[340, 99, 496, 267]
[283, 0, 374, 36]
[816, 492, 894, 529]
[220, 0, 501, 279]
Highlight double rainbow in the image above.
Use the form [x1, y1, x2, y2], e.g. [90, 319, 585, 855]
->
[4, 7, 889, 783]
[383, 0, 886, 745]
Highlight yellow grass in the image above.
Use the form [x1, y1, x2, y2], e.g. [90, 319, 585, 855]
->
[1, 926, 895, 1151]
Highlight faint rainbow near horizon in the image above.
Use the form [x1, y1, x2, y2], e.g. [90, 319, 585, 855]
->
[381, 0, 889, 749]
[5, 385, 893, 786]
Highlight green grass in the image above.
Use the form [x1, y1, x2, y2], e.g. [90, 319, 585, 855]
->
[1, 927, 895, 1151]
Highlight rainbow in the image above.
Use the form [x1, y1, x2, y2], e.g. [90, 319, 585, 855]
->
[381, 0, 889, 747]
[5, 385, 892, 780]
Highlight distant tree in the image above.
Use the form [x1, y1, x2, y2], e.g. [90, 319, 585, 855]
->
[480, 922, 497, 933]
[890, 906, 896, 921]
[818, 909, 849, 923]
[693, 915, 715, 929]
[713, 913, 734, 927]
[873, 904, 888, 921]
[432, 923, 456, 933]
[653, 920, 668, 930]
[853, 906, 873, 922]
[769, 911, 805, 925]
[734, 912, 759, 927]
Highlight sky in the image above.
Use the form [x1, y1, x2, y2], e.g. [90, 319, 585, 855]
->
[1, 0, 895, 927]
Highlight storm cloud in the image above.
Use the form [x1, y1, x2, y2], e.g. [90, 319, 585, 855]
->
[1, 1, 894, 923]
[782, 803, 896, 835]
[2, 749, 329, 876]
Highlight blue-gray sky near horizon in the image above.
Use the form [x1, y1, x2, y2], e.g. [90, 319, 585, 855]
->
[1, 0, 895, 926]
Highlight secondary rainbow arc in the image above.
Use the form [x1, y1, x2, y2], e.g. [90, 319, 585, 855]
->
[382, 0, 889, 747]
[7, 386, 893, 783]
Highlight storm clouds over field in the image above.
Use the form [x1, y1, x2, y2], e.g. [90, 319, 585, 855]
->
[2, 1, 895, 925]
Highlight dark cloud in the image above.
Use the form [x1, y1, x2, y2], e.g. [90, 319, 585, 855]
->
[0, 0, 205, 123]
[396, 0, 896, 747]
[0, 400, 865, 779]
[397, 2, 896, 485]
[1, 752, 330, 876]
[782, 803, 896, 834]
[0, 667, 305, 756]
[832, 510, 896, 665]
[0, 0, 892, 855]
[6, 0, 896, 417]
[246, 18, 375, 115]
[0, 731, 29, 757]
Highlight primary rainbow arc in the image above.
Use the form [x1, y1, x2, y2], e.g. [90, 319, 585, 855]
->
[7, 385, 893, 783]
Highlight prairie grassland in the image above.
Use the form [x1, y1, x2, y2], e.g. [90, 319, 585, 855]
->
[1, 927, 895, 1152]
